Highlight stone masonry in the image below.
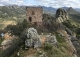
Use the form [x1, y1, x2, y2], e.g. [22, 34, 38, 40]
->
[26, 7, 43, 25]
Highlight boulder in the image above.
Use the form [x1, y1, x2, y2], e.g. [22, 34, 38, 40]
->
[25, 28, 42, 49]
[27, 28, 38, 39]
[33, 38, 42, 49]
[25, 39, 33, 48]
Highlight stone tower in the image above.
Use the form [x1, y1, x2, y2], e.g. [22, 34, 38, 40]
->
[26, 7, 43, 25]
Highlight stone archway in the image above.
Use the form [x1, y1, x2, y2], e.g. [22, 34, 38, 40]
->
[29, 17, 32, 22]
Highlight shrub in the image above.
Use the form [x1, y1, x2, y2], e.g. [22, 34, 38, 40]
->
[55, 33, 66, 43]
[5, 19, 30, 36]
[44, 43, 53, 51]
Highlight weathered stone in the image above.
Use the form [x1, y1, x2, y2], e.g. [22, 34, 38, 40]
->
[27, 28, 38, 39]
[26, 7, 43, 26]
[45, 34, 57, 45]
[25, 28, 42, 49]
[25, 39, 33, 48]
[65, 28, 73, 36]
[58, 33, 64, 37]
[33, 38, 42, 49]
[56, 8, 68, 23]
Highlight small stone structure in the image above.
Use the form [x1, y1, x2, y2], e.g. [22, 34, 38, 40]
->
[26, 6, 43, 26]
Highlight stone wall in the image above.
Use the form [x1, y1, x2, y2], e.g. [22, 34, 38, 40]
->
[26, 7, 43, 25]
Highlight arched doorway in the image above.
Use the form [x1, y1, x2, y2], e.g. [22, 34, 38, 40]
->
[29, 17, 32, 22]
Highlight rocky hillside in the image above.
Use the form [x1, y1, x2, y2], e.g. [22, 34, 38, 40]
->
[66, 7, 80, 23]
[0, 5, 80, 57]
[0, 5, 26, 18]
[0, 5, 26, 29]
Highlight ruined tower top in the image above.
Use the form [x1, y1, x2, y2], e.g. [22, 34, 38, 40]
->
[26, 6, 43, 25]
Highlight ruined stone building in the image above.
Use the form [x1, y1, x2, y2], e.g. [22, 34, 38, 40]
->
[26, 7, 43, 25]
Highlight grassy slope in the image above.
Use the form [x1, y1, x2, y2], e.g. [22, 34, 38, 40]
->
[11, 32, 73, 57]
[69, 14, 80, 23]
[0, 6, 26, 29]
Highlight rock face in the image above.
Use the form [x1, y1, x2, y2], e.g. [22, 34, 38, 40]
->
[70, 36, 80, 57]
[56, 8, 68, 23]
[25, 28, 42, 49]
[0, 5, 26, 18]
[27, 28, 38, 39]
[25, 39, 33, 47]
[45, 34, 57, 46]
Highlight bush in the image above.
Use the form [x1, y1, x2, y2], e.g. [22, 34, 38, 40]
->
[76, 28, 80, 35]
[0, 38, 4, 45]
[0, 38, 23, 57]
[44, 43, 53, 51]
[5, 19, 30, 36]
[55, 33, 66, 43]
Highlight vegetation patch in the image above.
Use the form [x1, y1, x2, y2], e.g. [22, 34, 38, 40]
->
[55, 32, 66, 43]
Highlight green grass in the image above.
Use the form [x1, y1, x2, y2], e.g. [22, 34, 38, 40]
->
[0, 38, 4, 45]
[0, 24, 4, 29]
[69, 14, 80, 23]
[55, 32, 66, 43]
[43, 43, 72, 57]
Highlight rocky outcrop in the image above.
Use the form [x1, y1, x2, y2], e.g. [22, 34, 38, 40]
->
[70, 36, 80, 57]
[27, 28, 38, 39]
[43, 14, 56, 31]
[0, 5, 26, 18]
[45, 34, 57, 45]
[25, 28, 42, 49]
[55, 8, 68, 23]
[25, 28, 58, 49]
[64, 28, 80, 57]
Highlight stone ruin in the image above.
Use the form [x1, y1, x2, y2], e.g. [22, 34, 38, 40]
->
[26, 7, 43, 26]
